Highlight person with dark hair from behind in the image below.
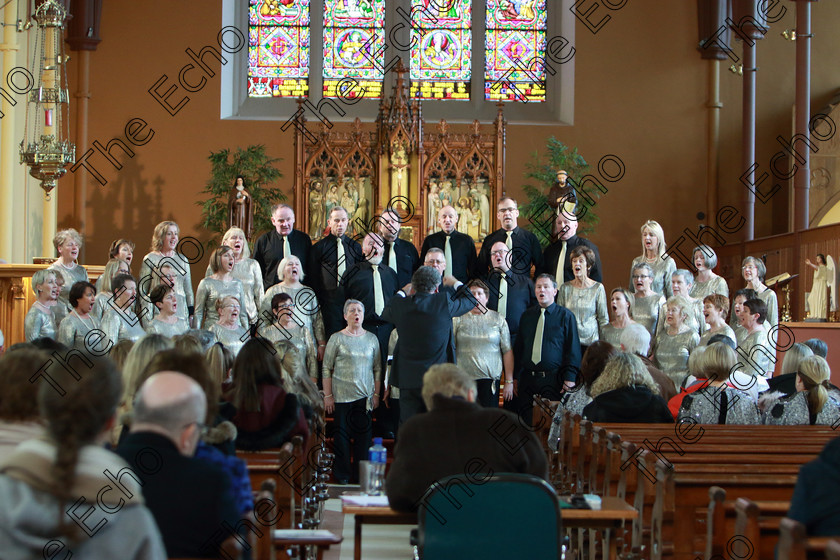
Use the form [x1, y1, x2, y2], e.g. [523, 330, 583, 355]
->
[761, 356, 840, 426]
[787, 435, 840, 536]
[385, 364, 548, 513]
[677, 342, 761, 424]
[547, 341, 618, 450]
[0, 355, 165, 559]
[115, 371, 241, 559]
[223, 339, 309, 450]
[582, 352, 674, 423]
[0, 349, 46, 459]
[804, 337, 828, 359]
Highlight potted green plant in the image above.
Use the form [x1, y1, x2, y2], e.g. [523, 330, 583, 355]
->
[520, 137, 603, 247]
[197, 145, 285, 246]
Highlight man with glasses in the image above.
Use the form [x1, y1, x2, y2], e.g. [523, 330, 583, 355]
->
[485, 241, 535, 347]
[476, 197, 543, 279]
[378, 207, 420, 289]
[115, 372, 241, 559]
[540, 207, 602, 284]
[420, 204, 477, 283]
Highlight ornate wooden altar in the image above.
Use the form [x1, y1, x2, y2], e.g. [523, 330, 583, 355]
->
[292, 62, 507, 247]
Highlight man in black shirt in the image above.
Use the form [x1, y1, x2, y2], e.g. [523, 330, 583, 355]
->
[514, 274, 581, 424]
[253, 204, 312, 288]
[309, 207, 363, 338]
[420, 205, 477, 284]
[476, 197, 543, 279]
[540, 210, 602, 284]
[379, 208, 420, 289]
[485, 241, 535, 346]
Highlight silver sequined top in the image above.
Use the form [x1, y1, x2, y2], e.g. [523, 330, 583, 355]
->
[757, 287, 779, 328]
[600, 323, 629, 348]
[690, 275, 729, 300]
[57, 312, 105, 351]
[24, 305, 56, 341]
[260, 321, 318, 380]
[737, 329, 775, 377]
[143, 290, 188, 327]
[194, 277, 250, 331]
[323, 331, 382, 405]
[101, 306, 147, 343]
[452, 311, 512, 381]
[677, 386, 761, 425]
[654, 329, 700, 389]
[209, 322, 248, 358]
[547, 390, 593, 450]
[261, 284, 326, 344]
[699, 324, 737, 346]
[91, 292, 112, 323]
[145, 317, 190, 338]
[48, 262, 89, 310]
[629, 256, 677, 298]
[205, 258, 264, 322]
[632, 293, 666, 338]
[763, 391, 840, 426]
[558, 282, 609, 346]
[656, 298, 707, 339]
[138, 252, 195, 323]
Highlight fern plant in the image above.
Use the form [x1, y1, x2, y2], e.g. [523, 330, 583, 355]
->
[197, 145, 285, 247]
[520, 137, 603, 247]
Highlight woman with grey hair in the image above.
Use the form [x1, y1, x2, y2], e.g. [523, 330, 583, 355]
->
[628, 220, 677, 298]
[261, 255, 326, 356]
[653, 296, 701, 390]
[656, 270, 705, 337]
[322, 299, 382, 484]
[630, 263, 666, 338]
[600, 288, 636, 348]
[205, 227, 264, 323]
[195, 246, 249, 330]
[582, 352, 673, 423]
[677, 342, 761, 424]
[48, 228, 88, 311]
[741, 256, 778, 328]
[24, 269, 61, 341]
[690, 245, 729, 299]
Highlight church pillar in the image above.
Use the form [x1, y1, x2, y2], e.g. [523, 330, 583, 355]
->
[792, 0, 816, 231]
[0, 0, 20, 261]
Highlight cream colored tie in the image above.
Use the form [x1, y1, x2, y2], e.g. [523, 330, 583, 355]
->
[336, 236, 346, 280]
[505, 230, 513, 250]
[498, 272, 507, 318]
[444, 236, 453, 277]
[531, 308, 545, 365]
[283, 235, 291, 261]
[555, 241, 567, 302]
[388, 242, 397, 273]
[372, 264, 384, 315]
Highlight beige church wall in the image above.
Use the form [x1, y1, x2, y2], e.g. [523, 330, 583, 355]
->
[56, 1, 840, 293]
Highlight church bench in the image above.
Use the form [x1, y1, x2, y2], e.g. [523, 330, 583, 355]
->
[705, 489, 792, 560]
[777, 518, 840, 560]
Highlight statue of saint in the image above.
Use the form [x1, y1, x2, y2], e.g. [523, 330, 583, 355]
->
[389, 142, 410, 200]
[547, 169, 576, 212]
[229, 175, 253, 240]
[309, 181, 325, 238]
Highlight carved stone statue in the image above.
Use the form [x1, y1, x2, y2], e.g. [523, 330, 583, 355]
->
[309, 181, 325, 238]
[547, 169, 576, 211]
[229, 175, 253, 240]
[389, 141, 410, 199]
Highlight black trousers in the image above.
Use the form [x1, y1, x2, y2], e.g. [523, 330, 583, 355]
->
[475, 379, 501, 408]
[399, 387, 426, 425]
[518, 371, 562, 426]
[333, 398, 372, 483]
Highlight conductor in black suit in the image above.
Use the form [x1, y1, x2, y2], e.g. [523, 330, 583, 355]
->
[514, 274, 582, 424]
[253, 204, 312, 288]
[381, 266, 475, 424]
[540, 208, 602, 284]
[379, 207, 420, 289]
[309, 206, 363, 338]
[419, 204, 477, 284]
[476, 197, 543, 279]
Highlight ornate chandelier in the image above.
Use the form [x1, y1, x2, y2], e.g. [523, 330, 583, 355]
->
[19, 0, 75, 197]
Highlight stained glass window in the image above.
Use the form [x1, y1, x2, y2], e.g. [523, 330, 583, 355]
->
[323, 0, 385, 100]
[248, 0, 310, 98]
[485, 0, 547, 102]
[409, 0, 472, 101]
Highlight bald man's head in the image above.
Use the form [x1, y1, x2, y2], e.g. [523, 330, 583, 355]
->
[132, 371, 207, 454]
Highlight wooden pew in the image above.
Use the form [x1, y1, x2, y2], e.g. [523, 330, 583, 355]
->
[777, 518, 840, 560]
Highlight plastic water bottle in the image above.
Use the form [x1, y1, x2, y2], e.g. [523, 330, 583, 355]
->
[368, 437, 387, 496]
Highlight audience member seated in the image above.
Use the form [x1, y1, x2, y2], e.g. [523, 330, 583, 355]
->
[386, 364, 548, 512]
[0, 349, 45, 459]
[677, 342, 761, 425]
[109, 339, 135, 371]
[136, 350, 253, 515]
[804, 337, 828, 359]
[223, 339, 309, 450]
[115, 372, 241, 559]
[547, 341, 618, 449]
[582, 352, 674, 423]
[0, 356, 165, 559]
[787, 435, 840, 536]
[620, 322, 678, 402]
[761, 356, 840, 426]
[668, 345, 707, 416]
[767, 342, 814, 397]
